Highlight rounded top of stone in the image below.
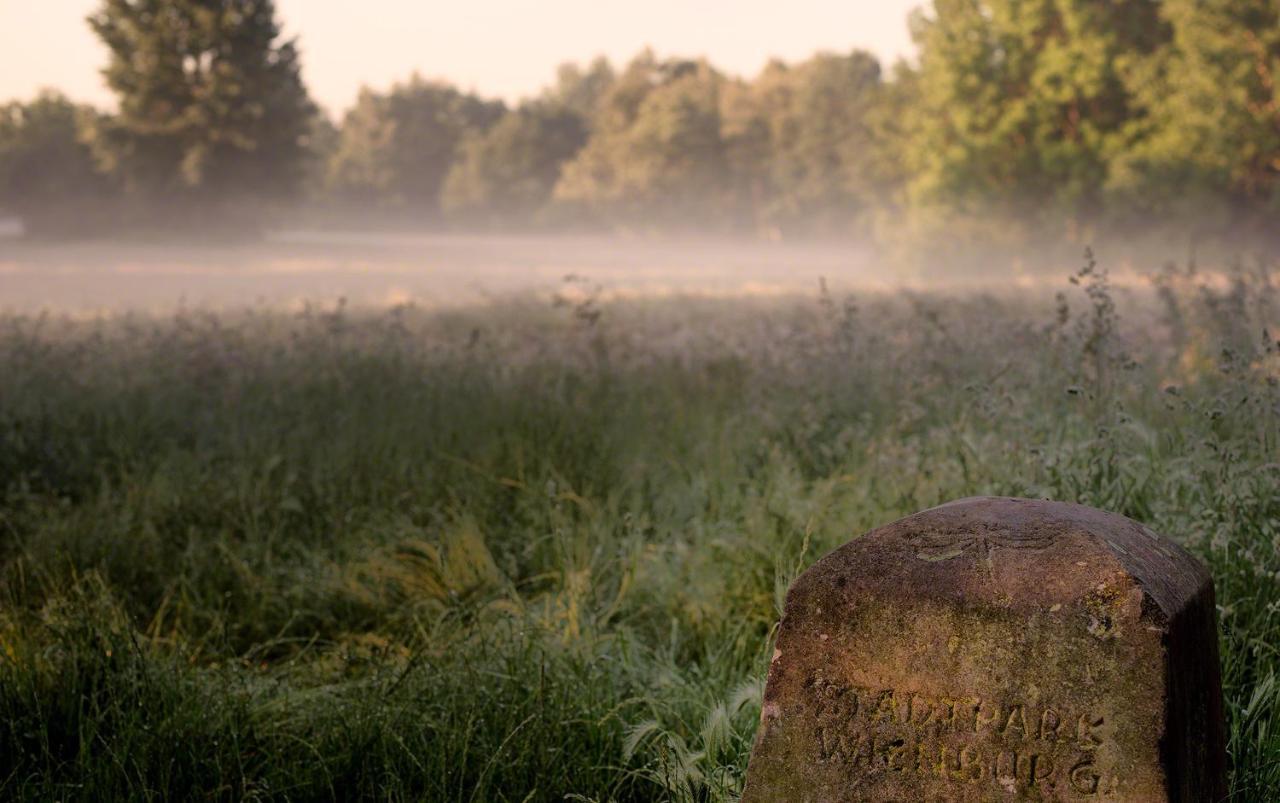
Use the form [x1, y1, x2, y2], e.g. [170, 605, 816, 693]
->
[796, 496, 1210, 617]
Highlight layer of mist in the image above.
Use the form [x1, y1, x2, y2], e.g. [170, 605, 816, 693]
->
[4, 222, 1274, 314]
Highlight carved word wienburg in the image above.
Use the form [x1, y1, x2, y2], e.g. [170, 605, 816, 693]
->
[806, 678, 1116, 796]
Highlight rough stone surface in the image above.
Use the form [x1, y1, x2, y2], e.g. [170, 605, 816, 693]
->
[741, 497, 1226, 802]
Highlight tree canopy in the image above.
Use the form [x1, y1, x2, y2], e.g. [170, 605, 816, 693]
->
[904, 0, 1168, 222]
[87, 0, 314, 210]
[1112, 0, 1280, 215]
[327, 76, 504, 211]
[4, 1, 1280, 238]
[0, 92, 112, 234]
[553, 53, 732, 225]
[442, 101, 588, 222]
[723, 50, 887, 232]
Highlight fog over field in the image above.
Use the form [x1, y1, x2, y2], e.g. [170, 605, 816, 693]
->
[0, 230, 905, 312]
[1, 226, 1251, 314]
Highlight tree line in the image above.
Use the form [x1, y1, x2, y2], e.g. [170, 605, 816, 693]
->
[1, 0, 1277, 239]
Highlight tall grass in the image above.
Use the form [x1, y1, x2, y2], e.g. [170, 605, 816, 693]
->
[1, 256, 1277, 801]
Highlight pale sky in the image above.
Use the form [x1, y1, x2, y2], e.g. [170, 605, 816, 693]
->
[1, 1, 921, 117]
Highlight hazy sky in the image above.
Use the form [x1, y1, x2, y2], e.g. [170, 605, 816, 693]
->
[1, 1, 921, 116]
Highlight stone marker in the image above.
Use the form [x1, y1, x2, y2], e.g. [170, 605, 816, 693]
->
[742, 497, 1226, 802]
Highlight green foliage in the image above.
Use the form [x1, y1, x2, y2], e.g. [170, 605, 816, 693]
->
[722, 50, 887, 233]
[1111, 0, 1280, 215]
[554, 53, 733, 225]
[327, 76, 504, 211]
[0, 91, 111, 234]
[86, 0, 315, 207]
[442, 101, 588, 222]
[545, 57, 617, 124]
[300, 110, 341, 197]
[9, 3, 1280, 236]
[904, 0, 1167, 222]
[1, 260, 1278, 799]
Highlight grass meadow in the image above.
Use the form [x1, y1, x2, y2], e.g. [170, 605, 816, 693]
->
[1, 254, 1278, 801]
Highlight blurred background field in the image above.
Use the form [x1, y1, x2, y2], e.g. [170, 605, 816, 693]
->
[2, 256, 1278, 801]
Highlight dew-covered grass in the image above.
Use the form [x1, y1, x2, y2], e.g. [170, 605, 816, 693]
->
[1, 255, 1277, 801]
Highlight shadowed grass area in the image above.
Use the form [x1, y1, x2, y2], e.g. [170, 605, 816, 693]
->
[1, 257, 1278, 801]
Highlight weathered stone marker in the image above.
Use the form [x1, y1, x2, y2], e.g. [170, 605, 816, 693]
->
[742, 497, 1226, 802]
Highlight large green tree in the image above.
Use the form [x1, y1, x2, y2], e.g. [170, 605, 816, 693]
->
[0, 91, 113, 234]
[905, 0, 1167, 222]
[1111, 0, 1280, 215]
[326, 76, 503, 211]
[88, 0, 314, 207]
